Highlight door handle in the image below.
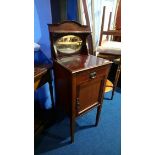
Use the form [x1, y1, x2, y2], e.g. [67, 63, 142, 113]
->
[89, 72, 96, 79]
[76, 98, 80, 111]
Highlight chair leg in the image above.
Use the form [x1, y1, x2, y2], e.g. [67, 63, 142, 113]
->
[95, 105, 102, 126]
[111, 64, 121, 100]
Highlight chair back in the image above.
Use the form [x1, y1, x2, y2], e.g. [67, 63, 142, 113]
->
[99, 6, 121, 46]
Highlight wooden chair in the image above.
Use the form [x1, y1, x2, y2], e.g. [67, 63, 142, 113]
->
[97, 6, 121, 100]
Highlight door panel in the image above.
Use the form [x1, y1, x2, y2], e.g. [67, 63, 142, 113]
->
[76, 76, 105, 115]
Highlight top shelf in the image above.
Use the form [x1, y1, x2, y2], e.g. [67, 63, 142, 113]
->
[56, 54, 112, 73]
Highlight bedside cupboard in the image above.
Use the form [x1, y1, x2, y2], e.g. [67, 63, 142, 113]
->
[48, 21, 112, 142]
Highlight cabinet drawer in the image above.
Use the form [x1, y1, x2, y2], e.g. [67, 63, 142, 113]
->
[76, 66, 108, 85]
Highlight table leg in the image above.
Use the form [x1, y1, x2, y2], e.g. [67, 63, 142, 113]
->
[48, 70, 55, 109]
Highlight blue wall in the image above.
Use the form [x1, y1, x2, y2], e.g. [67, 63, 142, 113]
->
[67, 0, 78, 21]
[34, 0, 78, 109]
[34, 0, 52, 58]
[34, 0, 53, 109]
[34, 4, 41, 43]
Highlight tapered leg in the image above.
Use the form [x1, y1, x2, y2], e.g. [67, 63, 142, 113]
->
[70, 115, 75, 143]
[111, 64, 121, 100]
[95, 105, 102, 126]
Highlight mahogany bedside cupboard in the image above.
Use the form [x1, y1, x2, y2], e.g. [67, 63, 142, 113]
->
[48, 21, 112, 143]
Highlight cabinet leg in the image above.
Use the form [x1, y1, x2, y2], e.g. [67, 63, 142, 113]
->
[95, 105, 102, 126]
[111, 64, 121, 100]
[70, 116, 75, 143]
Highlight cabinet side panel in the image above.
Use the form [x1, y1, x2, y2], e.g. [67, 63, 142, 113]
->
[53, 61, 71, 114]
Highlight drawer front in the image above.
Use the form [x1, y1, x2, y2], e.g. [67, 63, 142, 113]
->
[76, 66, 108, 85]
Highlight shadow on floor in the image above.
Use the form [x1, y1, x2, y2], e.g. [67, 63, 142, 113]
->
[34, 116, 96, 154]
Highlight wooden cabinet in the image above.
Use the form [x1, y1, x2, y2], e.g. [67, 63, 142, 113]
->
[48, 21, 112, 142]
[53, 55, 111, 142]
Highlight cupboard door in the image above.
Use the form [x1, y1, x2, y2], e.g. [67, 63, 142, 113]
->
[76, 76, 106, 116]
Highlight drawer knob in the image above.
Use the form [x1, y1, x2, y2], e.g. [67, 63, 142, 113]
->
[89, 72, 96, 79]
